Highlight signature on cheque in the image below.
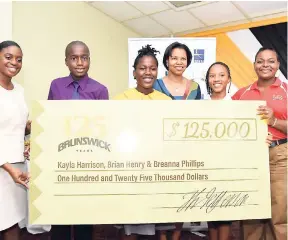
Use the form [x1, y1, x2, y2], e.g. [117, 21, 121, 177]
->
[177, 187, 250, 213]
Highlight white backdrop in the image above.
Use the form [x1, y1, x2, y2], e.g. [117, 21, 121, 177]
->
[128, 37, 217, 98]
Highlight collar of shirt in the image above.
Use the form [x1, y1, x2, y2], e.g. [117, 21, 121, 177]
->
[65, 74, 89, 90]
[250, 77, 281, 91]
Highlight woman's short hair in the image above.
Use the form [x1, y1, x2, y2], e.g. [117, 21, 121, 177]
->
[163, 42, 192, 70]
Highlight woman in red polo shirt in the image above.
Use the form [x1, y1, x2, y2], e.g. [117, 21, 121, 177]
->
[232, 47, 287, 240]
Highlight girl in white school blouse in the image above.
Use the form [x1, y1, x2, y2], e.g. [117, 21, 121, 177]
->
[204, 61, 273, 240]
[204, 62, 234, 240]
[0, 40, 30, 240]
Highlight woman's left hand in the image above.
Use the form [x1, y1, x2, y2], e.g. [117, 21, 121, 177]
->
[257, 105, 275, 126]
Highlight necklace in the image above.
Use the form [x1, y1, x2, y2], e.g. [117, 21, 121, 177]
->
[165, 77, 185, 93]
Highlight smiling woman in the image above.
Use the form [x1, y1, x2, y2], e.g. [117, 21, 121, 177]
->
[153, 42, 202, 101]
[153, 41, 202, 240]
[232, 47, 287, 240]
[0, 42, 22, 84]
[0, 41, 30, 240]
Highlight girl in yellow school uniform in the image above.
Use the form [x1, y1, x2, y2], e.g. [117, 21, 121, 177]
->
[114, 44, 170, 101]
[114, 44, 170, 240]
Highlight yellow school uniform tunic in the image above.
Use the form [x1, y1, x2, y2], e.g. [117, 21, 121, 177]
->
[113, 88, 171, 100]
[113, 88, 170, 236]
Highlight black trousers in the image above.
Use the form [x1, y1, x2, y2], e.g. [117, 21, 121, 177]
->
[51, 225, 93, 240]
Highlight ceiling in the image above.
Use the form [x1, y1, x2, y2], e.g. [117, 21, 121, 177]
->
[87, 1, 287, 37]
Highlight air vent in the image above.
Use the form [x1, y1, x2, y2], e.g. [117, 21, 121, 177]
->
[169, 1, 201, 8]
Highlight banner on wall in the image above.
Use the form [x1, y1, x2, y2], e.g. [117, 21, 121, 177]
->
[128, 37, 216, 98]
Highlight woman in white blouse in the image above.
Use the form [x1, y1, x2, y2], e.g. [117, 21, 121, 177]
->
[0, 40, 30, 240]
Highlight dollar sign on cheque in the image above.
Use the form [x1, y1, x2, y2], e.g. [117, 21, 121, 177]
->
[166, 122, 180, 138]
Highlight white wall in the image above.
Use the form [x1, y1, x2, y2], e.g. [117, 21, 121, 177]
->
[0, 1, 12, 41]
[12, 1, 140, 108]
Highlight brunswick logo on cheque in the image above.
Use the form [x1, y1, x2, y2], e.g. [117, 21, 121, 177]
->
[194, 49, 205, 63]
[58, 137, 112, 152]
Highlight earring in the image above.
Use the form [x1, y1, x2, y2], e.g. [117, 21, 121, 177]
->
[228, 81, 231, 93]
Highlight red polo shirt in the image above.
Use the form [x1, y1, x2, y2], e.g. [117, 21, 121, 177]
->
[232, 78, 287, 140]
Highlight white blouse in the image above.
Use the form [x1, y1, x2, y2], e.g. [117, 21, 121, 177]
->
[205, 94, 232, 100]
[0, 82, 28, 165]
